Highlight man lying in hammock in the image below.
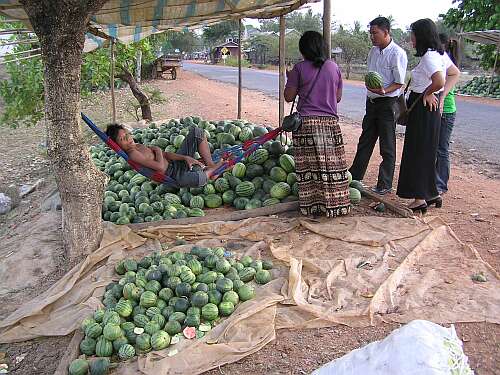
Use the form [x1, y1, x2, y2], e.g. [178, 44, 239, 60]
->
[106, 124, 224, 188]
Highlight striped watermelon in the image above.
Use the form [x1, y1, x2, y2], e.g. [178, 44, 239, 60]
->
[232, 163, 246, 178]
[189, 195, 205, 209]
[269, 167, 287, 182]
[248, 148, 269, 165]
[233, 197, 249, 210]
[205, 194, 223, 208]
[164, 193, 181, 205]
[238, 127, 253, 142]
[270, 182, 291, 199]
[279, 154, 295, 173]
[263, 198, 280, 206]
[214, 177, 230, 193]
[222, 190, 236, 204]
[235, 181, 256, 197]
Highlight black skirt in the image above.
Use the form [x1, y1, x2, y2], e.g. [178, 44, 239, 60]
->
[396, 92, 440, 200]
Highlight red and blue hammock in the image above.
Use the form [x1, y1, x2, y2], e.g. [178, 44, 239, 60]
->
[82, 113, 284, 186]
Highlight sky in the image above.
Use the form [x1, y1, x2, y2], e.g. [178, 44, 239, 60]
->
[247, 0, 456, 30]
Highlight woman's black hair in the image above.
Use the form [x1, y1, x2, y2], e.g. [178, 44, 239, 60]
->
[410, 18, 444, 57]
[439, 32, 459, 65]
[299, 31, 328, 67]
[106, 123, 125, 142]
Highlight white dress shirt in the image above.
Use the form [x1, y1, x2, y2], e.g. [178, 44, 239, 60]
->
[409, 50, 453, 94]
[366, 40, 408, 98]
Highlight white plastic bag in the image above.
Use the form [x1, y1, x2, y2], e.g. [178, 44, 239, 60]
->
[312, 320, 473, 375]
[0, 193, 12, 215]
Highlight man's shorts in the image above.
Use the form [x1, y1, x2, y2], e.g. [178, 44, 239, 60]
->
[166, 127, 208, 188]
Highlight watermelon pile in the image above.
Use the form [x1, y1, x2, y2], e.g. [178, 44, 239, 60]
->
[364, 71, 383, 89]
[72, 246, 273, 371]
[90, 116, 299, 225]
[458, 76, 500, 99]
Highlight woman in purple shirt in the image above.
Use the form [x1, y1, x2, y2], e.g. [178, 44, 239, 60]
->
[284, 31, 350, 218]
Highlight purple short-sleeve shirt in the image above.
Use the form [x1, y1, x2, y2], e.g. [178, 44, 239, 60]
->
[285, 59, 342, 117]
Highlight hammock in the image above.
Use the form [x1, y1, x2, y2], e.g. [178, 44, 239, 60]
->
[81, 113, 285, 186]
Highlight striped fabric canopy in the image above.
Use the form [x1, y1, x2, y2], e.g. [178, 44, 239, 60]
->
[0, 0, 317, 52]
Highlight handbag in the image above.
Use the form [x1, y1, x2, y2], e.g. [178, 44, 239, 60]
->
[282, 64, 323, 132]
[396, 78, 424, 126]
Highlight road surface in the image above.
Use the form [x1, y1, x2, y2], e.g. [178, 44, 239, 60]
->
[183, 62, 500, 166]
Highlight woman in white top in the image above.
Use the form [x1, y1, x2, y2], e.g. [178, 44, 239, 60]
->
[396, 19, 460, 213]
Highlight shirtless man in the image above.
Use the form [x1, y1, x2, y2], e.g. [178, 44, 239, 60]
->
[105, 124, 223, 188]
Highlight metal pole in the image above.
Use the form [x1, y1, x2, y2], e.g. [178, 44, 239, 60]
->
[110, 38, 116, 123]
[488, 44, 499, 95]
[136, 49, 142, 83]
[237, 19, 242, 119]
[279, 15, 286, 127]
[323, 0, 332, 58]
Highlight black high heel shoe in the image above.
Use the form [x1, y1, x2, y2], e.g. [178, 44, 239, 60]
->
[409, 203, 428, 214]
[426, 196, 442, 208]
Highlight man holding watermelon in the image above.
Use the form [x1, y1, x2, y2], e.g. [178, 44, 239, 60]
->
[106, 124, 224, 188]
[349, 16, 408, 195]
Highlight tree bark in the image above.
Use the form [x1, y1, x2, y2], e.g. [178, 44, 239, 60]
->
[117, 66, 153, 121]
[20, 0, 108, 260]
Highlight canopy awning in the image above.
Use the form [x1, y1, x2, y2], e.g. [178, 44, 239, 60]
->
[458, 30, 500, 46]
[0, 0, 318, 52]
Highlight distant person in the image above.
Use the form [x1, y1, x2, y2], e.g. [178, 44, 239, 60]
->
[106, 124, 224, 188]
[396, 19, 460, 213]
[436, 33, 460, 196]
[349, 16, 408, 195]
[284, 31, 350, 218]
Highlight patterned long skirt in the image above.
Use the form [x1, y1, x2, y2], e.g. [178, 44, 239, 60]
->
[292, 116, 351, 217]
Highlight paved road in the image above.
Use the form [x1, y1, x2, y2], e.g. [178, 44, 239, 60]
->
[183, 62, 500, 166]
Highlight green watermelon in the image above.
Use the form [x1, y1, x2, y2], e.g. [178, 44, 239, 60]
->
[235, 181, 256, 197]
[349, 187, 361, 204]
[269, 167, 287, 182]
[201, 303, 219, 321]
[248, 148, 269, 164]
[270, 182, 291, 199]
[232, 162, 246, 178]
[233, 197, 249, 210]
[365, 71, 383, 89]
[222, 190, 236, 204]
[205, 194, 223, 208]
[279, 154, 295, 173]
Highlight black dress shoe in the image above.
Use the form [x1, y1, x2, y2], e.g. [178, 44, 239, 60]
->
[371, 186, 392, 195]
[426, 196, 442, 208]
[409, 203, 427, 214]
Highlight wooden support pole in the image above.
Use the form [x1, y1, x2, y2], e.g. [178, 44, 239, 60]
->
[110, 38, 116, 123]
[323, 0, 332, 58]
[237, 18, 242, 119]
[279, 15, 286, 126]
[488, 44, 499, 95]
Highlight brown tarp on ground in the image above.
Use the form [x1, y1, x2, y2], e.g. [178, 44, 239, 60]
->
[0, 216, 498, 375]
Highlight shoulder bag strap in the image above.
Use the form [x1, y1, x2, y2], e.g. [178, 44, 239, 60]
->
[289, 63, 324, 114]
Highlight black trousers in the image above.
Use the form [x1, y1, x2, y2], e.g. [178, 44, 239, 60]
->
[396, 92, 440, 200]
[349, 97, 397, 189]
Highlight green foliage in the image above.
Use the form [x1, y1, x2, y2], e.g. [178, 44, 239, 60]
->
[0, 17, 165, 127]
[220, 57, 251, 68]
[124, 86, 166, 121]
[440, 0, 500, 69]
[285, 9, 322, 34]
[203, 21, 240, 46]
[332, 22, 371, 79]
[0, 17, 44, 127]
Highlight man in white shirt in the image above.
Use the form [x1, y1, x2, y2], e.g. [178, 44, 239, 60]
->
[349, 16, 408, 195]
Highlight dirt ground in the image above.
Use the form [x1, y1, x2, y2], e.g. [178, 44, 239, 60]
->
[0, 69, 499, 374]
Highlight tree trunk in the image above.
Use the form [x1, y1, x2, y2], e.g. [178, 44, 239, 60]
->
[118, 66, 153, 121]
[20, 0, 108, 261]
